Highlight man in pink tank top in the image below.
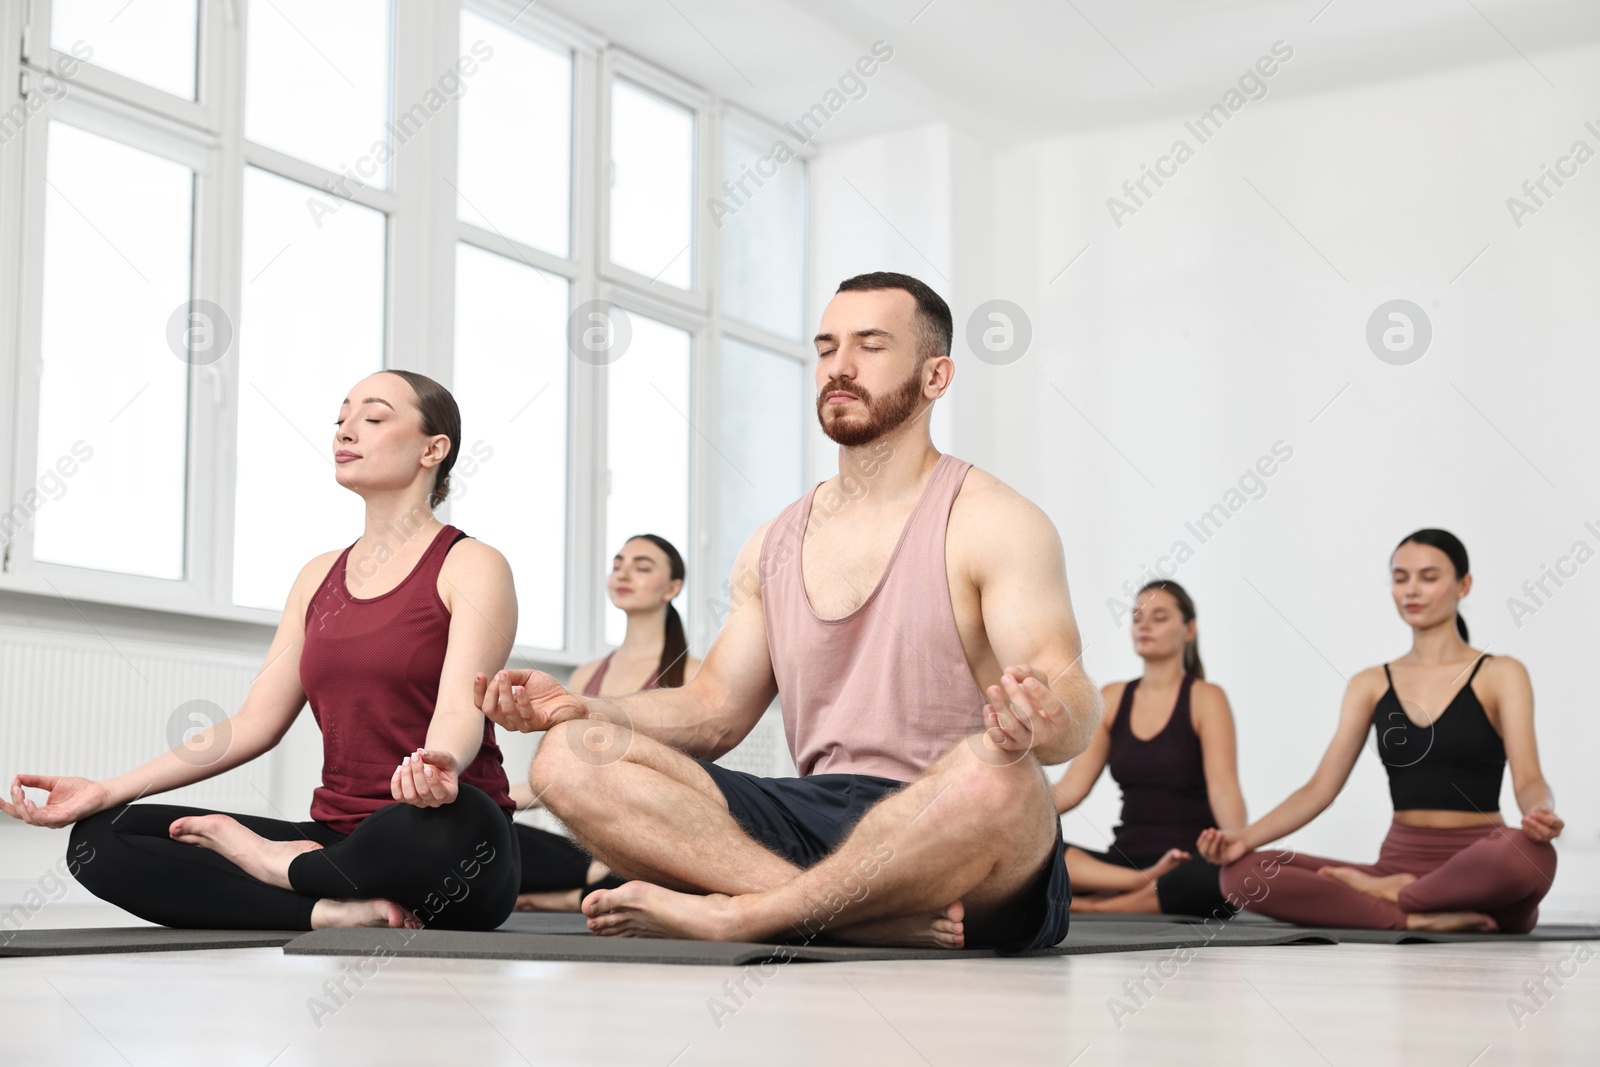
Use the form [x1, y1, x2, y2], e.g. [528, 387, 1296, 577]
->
[481, 273, 1102, 951]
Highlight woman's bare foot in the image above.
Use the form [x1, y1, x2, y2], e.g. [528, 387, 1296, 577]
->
[515, 889, 583, 912]
[168, 814, 322, 890]
[311, 898, 422, 930]
[1143, 848, 1191, 880]
[1317, 866, 1416, 904]
[582, 882, 744, 940]
[831, 901, 965, 949]
[1405, 911, 1499, 933]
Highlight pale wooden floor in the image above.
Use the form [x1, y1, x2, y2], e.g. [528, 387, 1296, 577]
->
[0, 905, 1595, 1065]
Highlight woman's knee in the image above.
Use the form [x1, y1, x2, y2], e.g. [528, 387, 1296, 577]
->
[65, 809, 121, 893]
[1217, 852, 1275, 905]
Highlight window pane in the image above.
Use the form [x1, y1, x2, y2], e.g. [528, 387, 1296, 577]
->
[456, 11, 571, 258]
[717, 339, 805, 586]
[233, 167, 385, 610]
[604, 315, 691, 646]
[245, 0, 391, 184]
[52, 0, 198, 100]
[451, 243, 569, 650]
[608, 80, 693, 289]
[719, 125, 806, 341]
[32, 123, 191, 579]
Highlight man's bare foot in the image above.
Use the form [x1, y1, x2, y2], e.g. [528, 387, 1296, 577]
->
[169, 814, 322, 890]
[830, 901, 965, 949]
[1406, 911, 1499, 933]
[582, 881, 743, 940]
[1317, 866, 1416, 904]
[515, 889, 583, 912]
[311, 898, 422, 930]
[1143, 848, 1191, 880]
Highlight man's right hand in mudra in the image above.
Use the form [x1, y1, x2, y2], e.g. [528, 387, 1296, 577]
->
[474, 670, 588, 733]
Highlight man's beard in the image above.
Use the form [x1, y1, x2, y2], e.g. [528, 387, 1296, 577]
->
[815, 365, 925, 446]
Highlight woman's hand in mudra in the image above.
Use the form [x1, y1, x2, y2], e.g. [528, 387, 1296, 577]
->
[2, 775, 111, 828]
[391, 749, 459, 808]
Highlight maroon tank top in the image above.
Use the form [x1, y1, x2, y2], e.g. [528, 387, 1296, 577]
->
[300, 525, 514, 833]
[1106, 673, 1216, 855]
[582, 651, 661, 696]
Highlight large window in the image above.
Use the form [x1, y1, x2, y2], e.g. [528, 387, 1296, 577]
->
[450, 244, 569, 651]
[244, 0, 392, 185]
[608, 79, 695, 290]
[33, 123, 193, 579]
[232, 168, 385, 611]
[604, 315, 691, 646]
[456, 9, 571, 257]
[1, 0, 810, 664]
[51, 0, 199, 100]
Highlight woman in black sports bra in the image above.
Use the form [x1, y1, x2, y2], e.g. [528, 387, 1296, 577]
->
[1054, 580, 1248, 916]
[1198, 529, 1563, 932]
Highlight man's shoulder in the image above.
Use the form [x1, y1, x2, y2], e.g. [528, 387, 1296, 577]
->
[951, 463, 1050, 527]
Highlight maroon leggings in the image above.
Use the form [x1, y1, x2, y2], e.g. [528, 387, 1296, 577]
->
[1219, 821, 1557, 933]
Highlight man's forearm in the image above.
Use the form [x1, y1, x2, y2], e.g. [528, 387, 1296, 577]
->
[578, 686, 741, 759]
[1035, 672, 1102, 765]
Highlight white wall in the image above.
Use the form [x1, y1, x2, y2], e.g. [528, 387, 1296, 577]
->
[814, 46, 1600, 896]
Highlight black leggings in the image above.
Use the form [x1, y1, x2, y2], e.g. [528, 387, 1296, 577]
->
[69, 783, 519, 931]
[515, 823, 595, 893]
[1068, 842, 1238, 919]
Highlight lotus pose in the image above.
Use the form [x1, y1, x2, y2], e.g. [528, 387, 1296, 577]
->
[480, 272, 1101, 950]
[1055, 580, 1246, 916]
[2, 372, 521, 931]
[1199, 529, 1561, 932]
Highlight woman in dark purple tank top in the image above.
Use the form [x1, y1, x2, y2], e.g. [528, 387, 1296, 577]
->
[512, 534, 702, 910]
[4, 372, 522, 932]
[1053, 581, 1248, 917]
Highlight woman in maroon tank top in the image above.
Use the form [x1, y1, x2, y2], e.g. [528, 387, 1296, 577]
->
[3, 371, 523, 932]
[1053, 581, 1249, 916]
[512, 533, 701, 911]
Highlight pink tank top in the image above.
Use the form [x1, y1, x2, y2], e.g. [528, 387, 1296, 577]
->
[761, 453, 987, 780]
[582, 651, 661, 696]
[299, 526, 514, 833]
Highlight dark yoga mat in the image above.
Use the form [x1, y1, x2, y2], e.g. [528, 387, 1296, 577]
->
[285, 918, 1325, 966]
[1287, 922, 1600, 944]
[0, 927, 299, 958]
[1072, 913, 1600, 943]
[497, 912, 593, 935]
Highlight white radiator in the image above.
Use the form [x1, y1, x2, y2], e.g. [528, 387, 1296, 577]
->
[0, 625, 283, 815]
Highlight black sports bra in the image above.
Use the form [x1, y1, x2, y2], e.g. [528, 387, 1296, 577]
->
[1371, 654, 1504, 813]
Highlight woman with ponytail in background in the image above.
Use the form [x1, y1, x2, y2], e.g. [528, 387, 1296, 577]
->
[1200, 529, 1563, 932]
[511, 534, 700, 910]
[1053, 580, 1247, 916]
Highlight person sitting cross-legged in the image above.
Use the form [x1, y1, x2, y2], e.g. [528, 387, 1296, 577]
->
[477, 272, 1102, 950]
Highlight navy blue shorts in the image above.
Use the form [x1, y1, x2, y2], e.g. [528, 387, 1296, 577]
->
[698, 760, 1070, 953]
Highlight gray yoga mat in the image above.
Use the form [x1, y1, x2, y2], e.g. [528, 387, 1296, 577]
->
[284, 918, 1325, 966]
[0, 927, 299, 958]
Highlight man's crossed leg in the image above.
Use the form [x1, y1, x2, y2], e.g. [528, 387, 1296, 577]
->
[531, 719, 1067, 949]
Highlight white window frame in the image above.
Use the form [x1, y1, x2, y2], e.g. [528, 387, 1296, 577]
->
[0, 0, 815, 670]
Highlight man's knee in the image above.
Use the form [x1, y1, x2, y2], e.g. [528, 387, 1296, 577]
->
[931, 736, 1052, 832]
[530, 720, 633, 813]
